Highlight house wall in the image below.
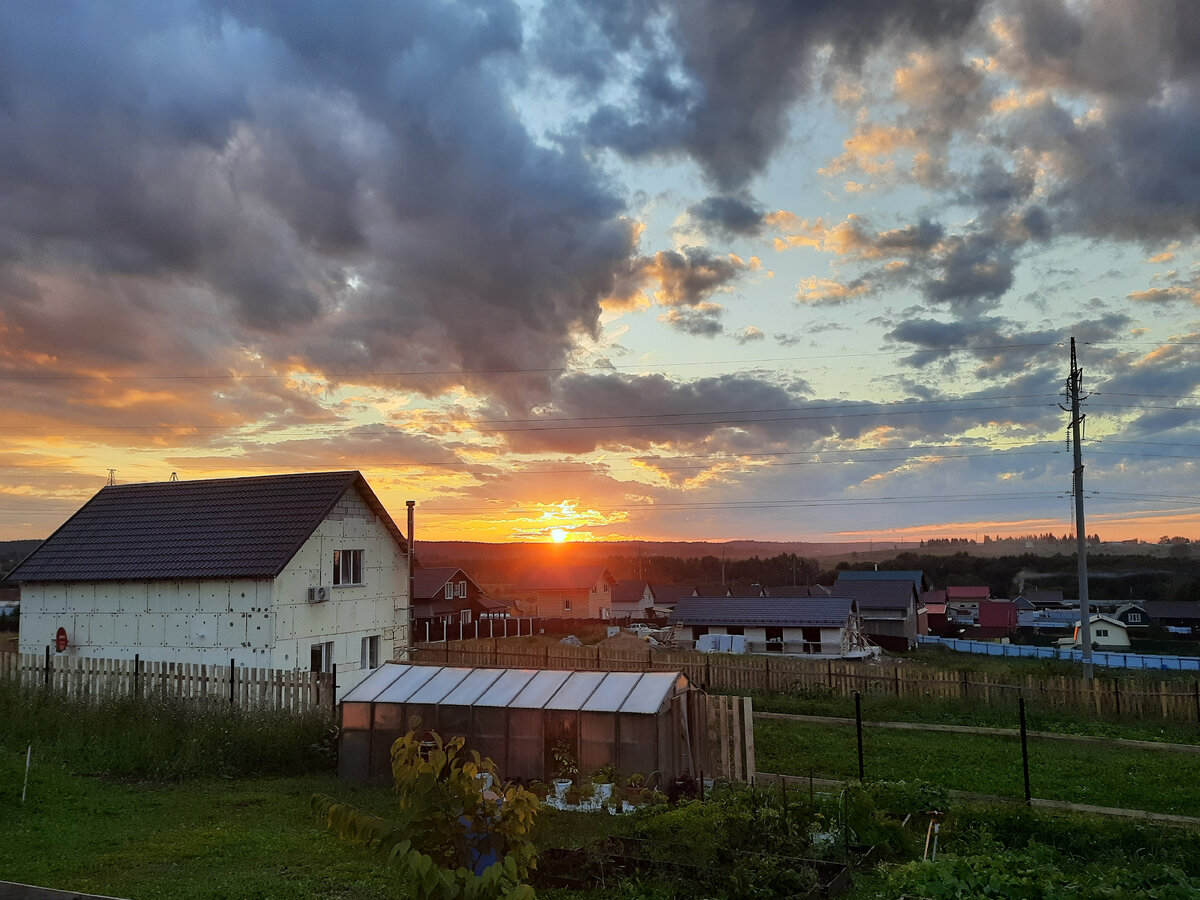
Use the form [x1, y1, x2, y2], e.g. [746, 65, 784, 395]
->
[18, 578, 273, 667]
[676, 624, 848, 654]
[18, 486, 410, 684]
[861, 611, 917, 649]
[269, 487, 409, 678]
[529, 582, 612, 619]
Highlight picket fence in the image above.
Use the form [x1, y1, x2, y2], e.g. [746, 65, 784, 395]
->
[0, 650, 336, 713]
[411, 639, 1200, 723]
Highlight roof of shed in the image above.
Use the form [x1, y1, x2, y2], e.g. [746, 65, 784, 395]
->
[3, 470, 405, 583]
[343, 663, 689, 714]
[669, 596, 856, 628]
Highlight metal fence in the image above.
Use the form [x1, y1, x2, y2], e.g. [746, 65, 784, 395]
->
[919, 635, 1200, 671]
[0, 650, 336, 712]
[412, 639, 1200, 723]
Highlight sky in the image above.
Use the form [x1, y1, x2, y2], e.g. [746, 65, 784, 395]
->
[2, 0, 1200, 545]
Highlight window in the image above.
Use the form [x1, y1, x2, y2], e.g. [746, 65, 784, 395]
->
[1129, 612, 1142, 623]
[563, 597, 572, 612]
[333, 549, 363, 586]
[460, 609, 472, 625]
[602, 583, 609, 593]
[310, 641, 334, 673]
[444, 583, 454, 600]
[1096, 628, 1109, 637]
[455, 581, 466, 598]
[360, 635, 380, 670]
[725, 626, 744, 636]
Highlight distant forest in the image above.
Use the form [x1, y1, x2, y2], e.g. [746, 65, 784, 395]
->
[4, 537, 1198, 604]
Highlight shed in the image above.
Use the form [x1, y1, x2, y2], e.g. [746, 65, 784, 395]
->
[339, 663, 697, 785]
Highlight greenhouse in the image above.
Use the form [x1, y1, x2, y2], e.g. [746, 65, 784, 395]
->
[338, 663, 699, 784]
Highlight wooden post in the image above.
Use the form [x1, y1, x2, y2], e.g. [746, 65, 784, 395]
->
[742, 696, 756, 783]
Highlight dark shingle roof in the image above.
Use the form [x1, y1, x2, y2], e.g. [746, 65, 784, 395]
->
[669, 596, 856, 628]
[836, 569, 929, 593]
[828, 579, 918, 610]
[4, 471, 406, 583]
[412, 567, 475, 601]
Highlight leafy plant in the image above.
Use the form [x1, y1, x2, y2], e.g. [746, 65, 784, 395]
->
[312, 727, 542, 899]
[550, 740, 577, 783]
[625, 772, 645, 789]
[590, 763, 620, 786]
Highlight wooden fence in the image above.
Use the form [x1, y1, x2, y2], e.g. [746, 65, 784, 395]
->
[695, 693, 755, 784]
[412, 640, 1200, 723]
[0, 650, 336, 713]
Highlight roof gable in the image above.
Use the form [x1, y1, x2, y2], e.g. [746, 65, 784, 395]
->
[5, 471, 406, 583]
[412, 566, 480, 601]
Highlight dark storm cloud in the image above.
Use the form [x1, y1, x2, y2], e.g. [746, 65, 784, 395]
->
[0, 0, 638, 412]
[557, 0, 983, 189]
[687, 196, 767, 238]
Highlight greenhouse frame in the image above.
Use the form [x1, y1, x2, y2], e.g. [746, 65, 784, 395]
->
[338, 663, 700, 784]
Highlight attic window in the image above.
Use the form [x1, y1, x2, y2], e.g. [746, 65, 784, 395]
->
[333, 549, 363, 586]
[1128, 612, 1141, 623]
[444, 583, 453, 600]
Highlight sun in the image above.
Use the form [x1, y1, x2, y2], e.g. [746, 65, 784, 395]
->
[550, 528, 568, 543]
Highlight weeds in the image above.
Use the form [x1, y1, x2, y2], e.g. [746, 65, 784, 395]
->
[0, 677, 335, 779]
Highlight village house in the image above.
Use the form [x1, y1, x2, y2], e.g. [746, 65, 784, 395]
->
[513, 566, 617, 619]
[1056, 614, 1132, 651]
[410, 566, 508, 640]
[610, 580, 655, 620]
[827, 574, 923, 651]
[668, 595, 866, 656]
[3, 471, 411, 687]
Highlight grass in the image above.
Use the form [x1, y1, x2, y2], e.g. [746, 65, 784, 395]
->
[0, 678, 337, 779]
[749, 686, 1200, 745]
[754, 717, 1200, 816]
[0, 753, 408, 899]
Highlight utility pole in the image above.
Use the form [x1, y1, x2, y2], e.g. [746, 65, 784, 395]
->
[1064, 338, 1093, 679]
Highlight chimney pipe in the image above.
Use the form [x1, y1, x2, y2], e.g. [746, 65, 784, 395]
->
[406, 500, 415, 655]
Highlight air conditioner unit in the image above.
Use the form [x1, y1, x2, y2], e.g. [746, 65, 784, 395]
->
[308, 585, 332, 603]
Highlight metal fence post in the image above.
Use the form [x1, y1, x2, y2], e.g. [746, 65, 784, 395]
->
[854, 691, 864, 781]
[1019, 697, 1031, 805]
[229, 657, 235, 705]
[44, 646, 50, 687]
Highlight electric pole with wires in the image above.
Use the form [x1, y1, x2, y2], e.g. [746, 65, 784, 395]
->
[1062, 337, 1093, 679]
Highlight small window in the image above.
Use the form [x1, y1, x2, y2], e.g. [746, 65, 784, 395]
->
[444, 583, 454, 600]
[602, 583, 609, 593]
[310, 641, 334, 673]
[333, 549, 363, 586]
[360, 635, 380, 670]
[1096, 628, 1108, 637]
[1129, 612, 1142, 623]
[456, 581, 466, 598]
[563, 597, 572, 612]
[460, 609, 472, 625]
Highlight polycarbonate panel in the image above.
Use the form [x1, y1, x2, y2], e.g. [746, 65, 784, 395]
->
[582, 671, 642, 712]
[407, 667, 473, 704]
[343, 663, 410, 702]
[440, 668, 504, 707]
[376, 665, 441, 703]
[618, 712, 657, 777]
[475, 669, 539, 707]
[579, 710, 617, 775]
[619, 672, 683, 714]
[506, 708, 546, 781]
[509, 670, 571, 708]
[544, 671, 605, 710]
[341, 702, 371, 730]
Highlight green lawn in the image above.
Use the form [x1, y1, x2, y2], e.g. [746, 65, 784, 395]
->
[0, 753, 405, 899]
[754, 717, 1200, 817]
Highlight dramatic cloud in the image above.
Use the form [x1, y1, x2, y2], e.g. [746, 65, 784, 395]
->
[5, 0, 1200, 543]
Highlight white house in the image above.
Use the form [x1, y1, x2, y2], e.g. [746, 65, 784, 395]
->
[1055, 614, 1131, 651]
[668, 596, 871, 657]
[3, 471, 411, 689]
